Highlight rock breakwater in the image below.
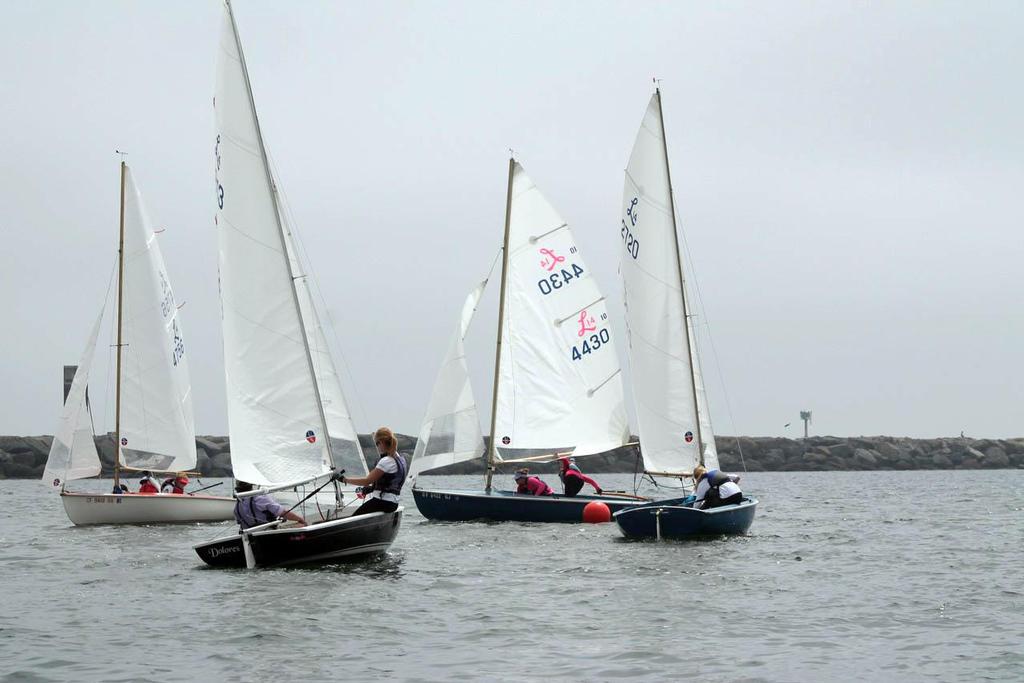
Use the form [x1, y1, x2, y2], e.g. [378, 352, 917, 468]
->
[3, 433, 1021, 479]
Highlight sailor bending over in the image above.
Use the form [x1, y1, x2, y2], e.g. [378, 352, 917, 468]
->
[234, 480, 308, 529]
[691, 465, 743, 509]
[514, 468, 553, 496]
[558, 456, 603, 497]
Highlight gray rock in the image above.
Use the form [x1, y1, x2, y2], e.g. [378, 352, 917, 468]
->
[853, 448, 879, 468]
[932, 452, 953, 468]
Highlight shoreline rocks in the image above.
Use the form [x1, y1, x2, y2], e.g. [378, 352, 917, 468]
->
[3, 433, 1022, 479]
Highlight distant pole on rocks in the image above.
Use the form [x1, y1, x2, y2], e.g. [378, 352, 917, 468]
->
[800, 410, 812, 438]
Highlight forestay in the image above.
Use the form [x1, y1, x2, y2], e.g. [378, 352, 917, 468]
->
[281, 209, 368, 476]
[43, 312, 104, 488]
[118, 166, 197, 472]
[495, 162, 629, 458]
[621, 92, 709, 475]
[410, 280, 488, 480]
[214, 4, 332, 485]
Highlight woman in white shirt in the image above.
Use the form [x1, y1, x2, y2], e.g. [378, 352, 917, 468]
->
[341, 426, 407, 516]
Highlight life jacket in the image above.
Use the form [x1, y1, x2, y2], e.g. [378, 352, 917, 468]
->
[700, 469, 736, 504]
[139, 479, 159, 494]
[234, 496, 278, 529]
[375, 453, 408, 496]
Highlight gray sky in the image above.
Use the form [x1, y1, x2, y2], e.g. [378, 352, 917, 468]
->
[1, 1, 1021, 440]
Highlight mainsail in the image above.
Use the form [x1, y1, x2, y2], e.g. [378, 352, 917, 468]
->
[117, 166, 197, 472]
[409, 280, 488, 480]
[214, 1, 333, 485]
[494, 161, 629, 458]
[621, 91, 712, 475]
[43, 311, 104, 488]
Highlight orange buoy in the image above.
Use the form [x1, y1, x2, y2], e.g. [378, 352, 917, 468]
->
[582, 501, 612, 523]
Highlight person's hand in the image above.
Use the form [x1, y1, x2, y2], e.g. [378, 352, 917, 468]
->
[596, 488, 604, 495]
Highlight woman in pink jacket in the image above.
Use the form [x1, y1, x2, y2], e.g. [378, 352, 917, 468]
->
[558, 457, 603, 497]
[514, 469, 553, 496]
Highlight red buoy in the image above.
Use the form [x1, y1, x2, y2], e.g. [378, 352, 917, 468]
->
[582, 501, 612, 523]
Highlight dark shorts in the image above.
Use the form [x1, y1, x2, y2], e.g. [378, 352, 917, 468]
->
[352, 496, 399, 516]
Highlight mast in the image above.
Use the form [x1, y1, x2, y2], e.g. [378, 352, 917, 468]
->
[225, 0, 335, 472]
[655, 87, 704, 463]
[113, 160, 126, 489]
[484, 156, 515, 492]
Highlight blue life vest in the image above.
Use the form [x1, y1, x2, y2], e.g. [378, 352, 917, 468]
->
[375, 453, 408, 496]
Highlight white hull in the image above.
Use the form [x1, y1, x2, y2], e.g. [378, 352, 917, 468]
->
[60, 492, 235, 525]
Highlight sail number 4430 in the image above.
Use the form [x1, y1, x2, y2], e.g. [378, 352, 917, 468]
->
[538, 263, 585, 296]
[571, 328, 611, 361]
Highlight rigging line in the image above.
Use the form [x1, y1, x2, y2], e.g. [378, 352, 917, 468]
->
[265, 150, 370, 436]
[101, 255, 120, 443]
[675, 219, 746, 472]
[90, 261, 119, 441]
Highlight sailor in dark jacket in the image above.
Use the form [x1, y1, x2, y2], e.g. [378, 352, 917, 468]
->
[340, 426, 407, 516]
[691, 465, 743, 509]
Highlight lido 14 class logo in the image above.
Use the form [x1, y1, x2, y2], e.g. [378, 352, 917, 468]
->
[306, 430, 317, 444]
[120, 437, 128, 446]
[684, 431, 694, 443]
[539, 247, 565, 272]
[501, 436, 511, 445]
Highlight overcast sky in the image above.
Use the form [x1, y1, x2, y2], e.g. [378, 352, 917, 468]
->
[1, 1, 1020, 440]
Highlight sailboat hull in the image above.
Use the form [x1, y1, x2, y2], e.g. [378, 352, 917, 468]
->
[413, 487, 643, 523]
[60, 492, 236, 525]
[613, 497, 757, 539]
[193, 508, 403, 568]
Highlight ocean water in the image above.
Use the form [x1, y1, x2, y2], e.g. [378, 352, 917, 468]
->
[0, 471, 1021, 682]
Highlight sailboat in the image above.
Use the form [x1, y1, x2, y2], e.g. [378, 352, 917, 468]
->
[43, 162, 236, 525]
[194, 0, 400, 568]
[410, 158, 645, 523]
[612, 89, 757, 539]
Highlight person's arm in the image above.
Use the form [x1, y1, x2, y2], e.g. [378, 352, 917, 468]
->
[261, 498, 307, 527]
[281, 509, 307, 526]
[342, 468, 386, 487]
[579, 473, 602, 493]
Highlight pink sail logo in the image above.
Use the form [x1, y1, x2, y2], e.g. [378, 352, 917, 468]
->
[539, 248, 565, 272]
[577, 310, 596, 337]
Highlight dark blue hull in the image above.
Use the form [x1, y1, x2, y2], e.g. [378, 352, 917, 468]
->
[613, 497, 757, 539]
[413, 487, 643, 523]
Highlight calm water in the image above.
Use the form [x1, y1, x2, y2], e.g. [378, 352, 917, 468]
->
[0, 471, 1021, 682]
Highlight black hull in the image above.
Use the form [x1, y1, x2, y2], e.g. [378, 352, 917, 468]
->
[194, 508, 403, 568]
[413, 487, 642, 523]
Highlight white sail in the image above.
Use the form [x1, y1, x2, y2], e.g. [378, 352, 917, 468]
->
[410, 280, 487, 479]
[117, 166, 197, 472]
[214, 3, 332, 486]
[43, 312, 103, 488]
[687, 291, 719, 469]
[281, 211, 368, 476]
[494, 162, 629, 458]
[621, 92, 704, 475]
